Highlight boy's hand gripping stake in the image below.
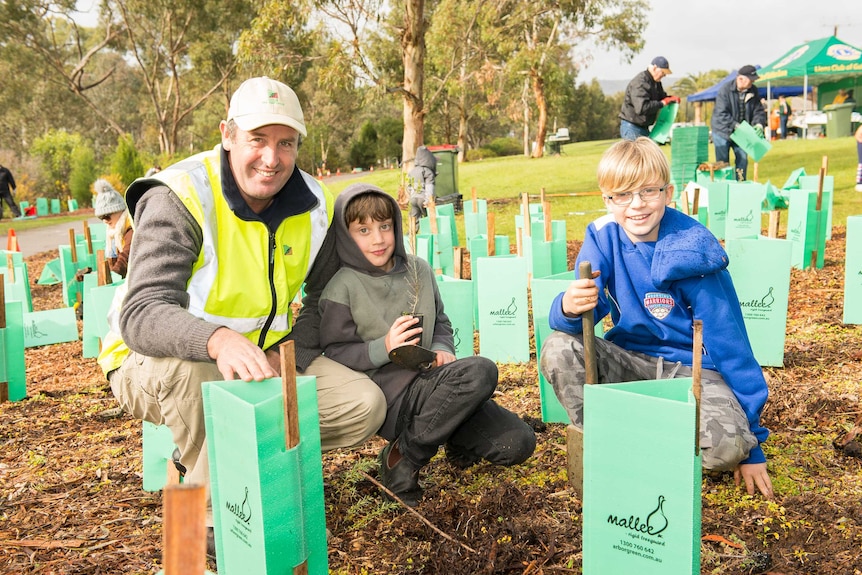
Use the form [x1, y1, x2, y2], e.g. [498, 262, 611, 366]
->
[566, 261, 598, 497]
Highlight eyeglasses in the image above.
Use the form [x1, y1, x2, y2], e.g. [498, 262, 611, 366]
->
[605, 185, 668, 206]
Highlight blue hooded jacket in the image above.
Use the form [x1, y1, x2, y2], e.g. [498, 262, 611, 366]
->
[548, 208, 769, 463]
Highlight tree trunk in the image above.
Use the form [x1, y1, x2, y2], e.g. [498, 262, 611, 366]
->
[401, 0, 426, 171]
[522, 78, 530, 157]
[531, 69, 547, 158]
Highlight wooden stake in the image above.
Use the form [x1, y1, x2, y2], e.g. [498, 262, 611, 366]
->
[679, 190, 690, 215]
[753, 162, 759, 183]
[96, 250, 107, 286]
[84, 221, 93, 255]
[543, 200, 552, 242]
[691, 187, 700, 216]
[471, 187, 477, 212]
[454, 247, 463, 279]
[692, 320, 703, 456]
[768, 210, 781, 238]
[567, 261, 597, 496]
[487, 214, 496, 256]
[810, 155, 828, 269]
[428, 201, 438, 235]
[162, 484, 207, 575]
[5, 254, 13, 284]
[0, 278, 7, 403]
[69, 229, 78, 263]
[521, 193, 531, 237]
[279, 341, 300, 450]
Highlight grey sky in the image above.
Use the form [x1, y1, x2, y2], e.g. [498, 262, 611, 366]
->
[577, 0, 862, 82]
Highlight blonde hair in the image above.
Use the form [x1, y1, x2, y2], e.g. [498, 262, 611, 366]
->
[596, 137, 670, 195]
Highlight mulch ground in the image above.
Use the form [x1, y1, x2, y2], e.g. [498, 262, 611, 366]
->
[0, 229, 860, 574]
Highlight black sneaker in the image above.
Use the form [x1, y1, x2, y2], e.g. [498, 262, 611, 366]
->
[444, 443, 481, 469]
[378, 442, 423, 507]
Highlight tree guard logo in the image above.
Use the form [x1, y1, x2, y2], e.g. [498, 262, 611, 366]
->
[644, 292, 674, 319]
[608, 494, 669, 538]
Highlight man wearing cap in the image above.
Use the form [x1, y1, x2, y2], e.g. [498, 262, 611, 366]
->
[619, 56, 680, 140]
[97, 77, 386, 550]
[711, 65, 767, 181]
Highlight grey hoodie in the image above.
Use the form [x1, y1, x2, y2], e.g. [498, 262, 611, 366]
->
[319, 183, 454, 438]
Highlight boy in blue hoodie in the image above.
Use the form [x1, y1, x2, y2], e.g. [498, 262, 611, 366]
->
[540, 137, 773, 499]
[319, 183, 536, 506]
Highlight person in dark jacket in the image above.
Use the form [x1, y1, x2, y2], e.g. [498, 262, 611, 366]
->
[619, 56, 679, 140]
[406, 146, 437, 225]
[0, 164, 22, 219]
[711, 65, 768, 181]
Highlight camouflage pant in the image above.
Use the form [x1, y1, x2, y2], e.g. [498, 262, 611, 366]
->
[539, 330, 758, 471]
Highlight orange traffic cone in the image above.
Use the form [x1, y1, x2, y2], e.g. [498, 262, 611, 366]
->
[6, 229, 19, 252]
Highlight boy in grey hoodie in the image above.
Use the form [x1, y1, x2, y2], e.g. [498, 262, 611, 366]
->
[319, 183, 535, 506]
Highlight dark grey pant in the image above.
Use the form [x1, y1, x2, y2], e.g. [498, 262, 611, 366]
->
[0, 191, 20, 218]
[395, 355, 536, 469]
[540, 331, 757, 471]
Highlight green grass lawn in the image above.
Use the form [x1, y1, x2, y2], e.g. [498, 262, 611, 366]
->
[327, 136, 862, 242]
[5, 136, 860, 246]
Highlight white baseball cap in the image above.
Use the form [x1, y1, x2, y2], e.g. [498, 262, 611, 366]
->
[227, 77, 307, 136]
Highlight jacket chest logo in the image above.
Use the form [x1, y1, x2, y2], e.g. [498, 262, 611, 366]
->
[283, 245, 292, 256]
[644, 291, 674, 320]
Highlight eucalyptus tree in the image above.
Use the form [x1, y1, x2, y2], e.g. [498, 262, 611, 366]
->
[491, 0, 647, 157]
[424, 0, 503, 162]
[108, 0, 256, 156]
[0, 0, 128, 141]
[314, 0, 430, 171]
[1, 0, 259, 158]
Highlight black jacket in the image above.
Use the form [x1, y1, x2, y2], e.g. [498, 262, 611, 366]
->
[619, 70, 667, 128]
[0, 166, 16, 195]
[711, 81, 767, 139]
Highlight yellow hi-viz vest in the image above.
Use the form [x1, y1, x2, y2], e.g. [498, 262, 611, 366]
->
[97, 148, 332, 376]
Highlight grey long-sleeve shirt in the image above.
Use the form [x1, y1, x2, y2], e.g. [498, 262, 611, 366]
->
[119, 185, 339, 372]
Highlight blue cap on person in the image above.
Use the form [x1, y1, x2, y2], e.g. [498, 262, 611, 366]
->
[227, 77, 307, 136]
[651, 56, 672, 74]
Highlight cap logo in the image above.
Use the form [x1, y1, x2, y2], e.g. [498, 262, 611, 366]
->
[267, 90, 279, 103]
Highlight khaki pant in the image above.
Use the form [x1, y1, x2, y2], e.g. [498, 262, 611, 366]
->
[109, 353, 386, 523]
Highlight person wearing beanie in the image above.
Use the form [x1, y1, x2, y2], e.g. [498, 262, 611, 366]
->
[711, 65, 768, 181]
[619, 56, 680, 140]
[93, 179, 134, 278]
[97, 76, 387, 557]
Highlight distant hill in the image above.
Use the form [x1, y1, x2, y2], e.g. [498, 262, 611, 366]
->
[595, 79, 629, 95]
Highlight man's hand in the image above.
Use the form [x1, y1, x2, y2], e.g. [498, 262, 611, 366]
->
[207, 327, 277, 382]
[661, 96, 674, 106]
[753, 124, 765, 138]
[734, 462, 774, 499]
